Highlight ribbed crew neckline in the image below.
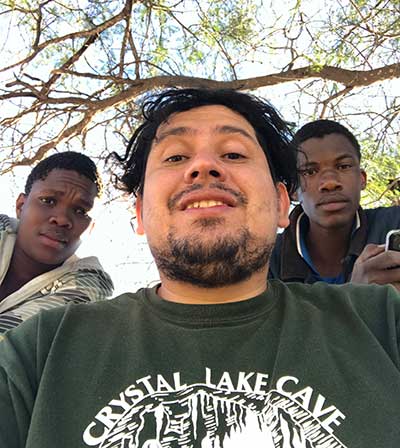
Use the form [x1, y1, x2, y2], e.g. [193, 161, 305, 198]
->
[141, 283, 279, 327]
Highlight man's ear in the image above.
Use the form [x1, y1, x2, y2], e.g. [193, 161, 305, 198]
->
[360, 169, 367, 190]
[276, 182, 290, 229]
[135, 197, 145, 235]
[87, 220, 95, 235]
[15, 193, 27, 218]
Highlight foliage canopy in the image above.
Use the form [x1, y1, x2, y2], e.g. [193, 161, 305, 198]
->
[0, 0, 399, 203]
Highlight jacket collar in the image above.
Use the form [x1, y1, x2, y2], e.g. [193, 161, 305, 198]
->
[279, 205, 368, 281]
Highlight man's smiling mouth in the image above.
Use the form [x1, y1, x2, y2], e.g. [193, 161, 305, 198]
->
[186, 200, 226, 209]
[169, 183, 248, 211]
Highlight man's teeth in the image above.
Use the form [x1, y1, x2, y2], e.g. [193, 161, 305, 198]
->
[186, 200, 225, 209]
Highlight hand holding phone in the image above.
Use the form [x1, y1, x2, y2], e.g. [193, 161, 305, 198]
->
[385, 229, 400, 252]
[351, 238, 400, 290]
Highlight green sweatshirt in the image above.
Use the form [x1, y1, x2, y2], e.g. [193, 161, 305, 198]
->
[1, 280, 400, 448]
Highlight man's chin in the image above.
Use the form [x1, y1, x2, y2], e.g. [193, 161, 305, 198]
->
[319, 214, 355, 230]
[34, 251, 71, 268]
[151, 229, 274, 288]
[191, 216, 226, 228]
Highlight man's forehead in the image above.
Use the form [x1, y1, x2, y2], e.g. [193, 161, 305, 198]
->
[155, 104, 256, 137]
[298, 134, 359, 162]
[31, 169, 97, 199]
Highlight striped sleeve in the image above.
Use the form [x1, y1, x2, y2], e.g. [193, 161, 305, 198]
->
[0, 268, 113, 333]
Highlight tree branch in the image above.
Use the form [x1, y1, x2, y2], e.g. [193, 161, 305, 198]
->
[50, 62, 400, 89]
[1, 110, 97, 173]
[0, 0, 137, 74]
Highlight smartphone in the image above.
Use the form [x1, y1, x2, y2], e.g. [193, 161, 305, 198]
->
[385, 229, 400, 252]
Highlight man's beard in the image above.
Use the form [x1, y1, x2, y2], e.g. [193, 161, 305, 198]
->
[151, 224, 274, 288]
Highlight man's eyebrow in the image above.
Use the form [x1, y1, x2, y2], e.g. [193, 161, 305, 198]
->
[154, 124, 256, 144]
[37, 188, 64, 196]
[215, 125, 256, 142]
[336, 153, 358, 161]
[154, 127, 194, 143]
[298, 161, 316, 169]
[38, 189, 94, 208]
[76, 198, 94, 209]
[298, 153, 357, 168]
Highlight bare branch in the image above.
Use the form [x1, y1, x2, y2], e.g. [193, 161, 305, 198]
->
[1, 109, 97, 173]
[41, 34, 99, 95]
[320, 86, 354, 118]
[0, 0, 136, 73]
[47, 63, 400, 89]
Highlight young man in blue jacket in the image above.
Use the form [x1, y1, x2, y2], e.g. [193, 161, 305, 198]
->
[269, 119, 400, 287]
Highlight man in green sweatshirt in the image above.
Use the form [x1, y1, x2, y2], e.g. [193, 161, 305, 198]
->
[0, 88, 399, 448]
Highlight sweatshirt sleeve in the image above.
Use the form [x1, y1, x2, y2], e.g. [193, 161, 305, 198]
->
[0, 319, 39, 448]
[375, 284, 400, 368]
[0, 309, 63, 447]
[353, 283, 400, 369]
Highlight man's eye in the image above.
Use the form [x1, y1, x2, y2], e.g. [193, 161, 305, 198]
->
[338, 163, 352, 170]
[300, 168, 317, 177]
[223, 152, 245, 160]
[75, 208, 89, 216]
[165, 155, 187, 163]
[40, 197, 55, 205]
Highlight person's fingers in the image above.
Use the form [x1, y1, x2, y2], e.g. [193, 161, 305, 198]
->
[356, 243, 385, 262]
[369, 267, 400, 285]
[352, 247, 400, 285]
[357, 255, 400, 284]
[364, 250, 400, 271]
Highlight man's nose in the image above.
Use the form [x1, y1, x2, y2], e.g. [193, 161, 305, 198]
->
[49, 207, 73, 228]
[319, 170, 342, 192]
[183, 153, 226, 183]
